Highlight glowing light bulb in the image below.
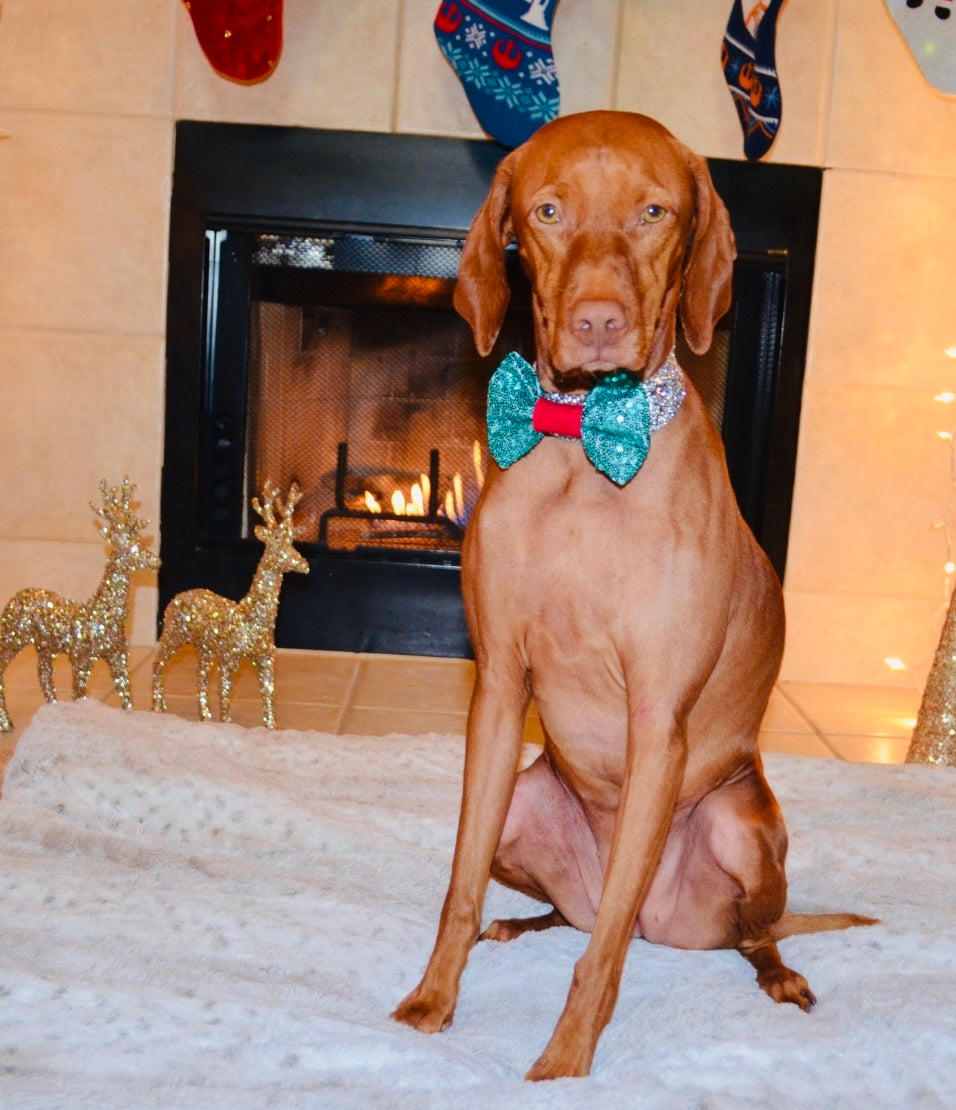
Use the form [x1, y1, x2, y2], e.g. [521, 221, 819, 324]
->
[884, 657, 908, 672]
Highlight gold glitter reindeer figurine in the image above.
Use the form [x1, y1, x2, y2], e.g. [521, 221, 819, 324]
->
[0, 478, 160, 732]
[152, 481, 309, 729]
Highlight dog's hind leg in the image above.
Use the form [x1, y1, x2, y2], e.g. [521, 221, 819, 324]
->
[634, 761, 819, 1009]
[480, 907, 568, 942]
[483, 751, 604, 936]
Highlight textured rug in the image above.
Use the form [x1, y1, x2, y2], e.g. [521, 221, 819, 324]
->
[1, 700, 954, 1108]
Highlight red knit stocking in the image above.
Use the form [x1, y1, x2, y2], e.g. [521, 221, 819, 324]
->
[182, 0, 283, 84]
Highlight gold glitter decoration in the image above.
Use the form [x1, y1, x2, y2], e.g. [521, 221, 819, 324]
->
[0, 478, 160, 732]
[907, 586, 956, 765]
[152, 482, 309, 730]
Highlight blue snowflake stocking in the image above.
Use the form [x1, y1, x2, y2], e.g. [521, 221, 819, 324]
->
[434, 0, 560, 149]
[721, 0, 785, 161]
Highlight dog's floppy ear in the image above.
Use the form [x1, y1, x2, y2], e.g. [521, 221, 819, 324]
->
[679, 148, 736, 355]
[453, 151, 518, 356]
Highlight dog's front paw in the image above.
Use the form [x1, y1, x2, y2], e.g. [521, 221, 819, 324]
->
[757, 966, 817, 1011]
[525, 1041, 594, 1082]
[391, 985, 457, 1034]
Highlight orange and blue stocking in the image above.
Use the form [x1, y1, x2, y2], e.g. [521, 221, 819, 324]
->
[721, 0, 784, 161]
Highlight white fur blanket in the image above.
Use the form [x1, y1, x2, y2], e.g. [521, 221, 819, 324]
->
[1, 700, 954, 1108]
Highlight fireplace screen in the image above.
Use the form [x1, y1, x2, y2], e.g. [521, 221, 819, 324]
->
[243, 231, 532, 555]
[162, 123, 819, 656]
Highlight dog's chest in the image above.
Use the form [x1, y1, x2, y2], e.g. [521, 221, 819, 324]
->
[474, 455, 679, 662]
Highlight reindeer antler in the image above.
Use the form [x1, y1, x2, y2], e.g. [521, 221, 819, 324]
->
[277, 482, 303, 525]
[251, 480, 281, 529]
[252, 481, 303, 531]
[92, 477, 150, 540]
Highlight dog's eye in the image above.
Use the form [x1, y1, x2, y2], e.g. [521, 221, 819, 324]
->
[641, 205, 666, 224]
[535, 203, 561, 224]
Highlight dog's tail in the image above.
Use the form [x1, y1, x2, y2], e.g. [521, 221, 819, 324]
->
[771, 912, 879, 940]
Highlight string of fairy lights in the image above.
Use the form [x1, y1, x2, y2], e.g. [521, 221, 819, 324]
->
[883, 347, 956, 682]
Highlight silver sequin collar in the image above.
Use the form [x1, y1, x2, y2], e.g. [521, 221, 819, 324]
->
[541, 349, 687, 432]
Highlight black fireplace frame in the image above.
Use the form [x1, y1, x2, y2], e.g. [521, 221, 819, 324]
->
[162, 120, 821, 657]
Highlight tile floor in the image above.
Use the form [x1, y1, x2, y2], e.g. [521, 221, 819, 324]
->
[0, 645, 924, 779]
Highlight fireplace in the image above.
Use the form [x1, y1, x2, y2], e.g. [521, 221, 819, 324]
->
[161, 122, 821, 657]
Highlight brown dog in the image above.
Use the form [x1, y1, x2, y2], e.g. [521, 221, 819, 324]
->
[392, 111, 871, 1080]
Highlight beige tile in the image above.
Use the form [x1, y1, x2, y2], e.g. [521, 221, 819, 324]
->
[263, 702, 343, 734]
[0, 332, 164, 543]
[254, 650, 360, 705]
[0, 646, 58, 691]
[616, 0, 833, 164]
[0, 687, 50, 742]
[828, 0, 956, 175]
[551, 0, 620, 116]
[760, 687, 815, 734]
[149, 693, 211, 725]
[0, 111, 171, 335]
[338, 705, 468, 737]
[785, 384, 952, 600]
[806, 170, 956, 391]
[128, 585, 160, 649]
[1, 645, 151, 698]
[174, 0, 397, 131]
[0, 0, 175, 116]
[781, 589, 941, 689]
[146, 693, 337, 733]
[823, 734, 911, 765]
[0, 736, 18, 785]
[779, 681, 921, 739]
[396, 0, 485, 139]
[349, 654, 475, 713]
[148, 647, 360, 726]
[758, 731, 836, 759]
[153, 648, 360, 706]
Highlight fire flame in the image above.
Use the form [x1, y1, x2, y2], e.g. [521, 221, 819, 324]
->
[363, 440, 486, 527]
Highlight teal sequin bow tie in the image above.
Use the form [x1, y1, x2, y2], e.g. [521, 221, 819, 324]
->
[486, 350, 687, 486]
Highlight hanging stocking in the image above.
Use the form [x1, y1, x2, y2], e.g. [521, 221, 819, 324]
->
[434, 0, 561, 149]
[721, 0, 785, 161]
[182, 0, 283, 84]
[884, 0, 956, 94]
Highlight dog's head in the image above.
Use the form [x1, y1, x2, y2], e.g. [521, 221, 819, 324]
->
[454, 111, 736, 392]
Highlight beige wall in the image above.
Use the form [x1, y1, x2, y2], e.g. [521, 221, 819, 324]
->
[0, 0, 953, 689]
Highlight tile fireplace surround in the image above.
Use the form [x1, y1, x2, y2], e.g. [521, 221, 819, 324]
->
[160, 122, 818, 659]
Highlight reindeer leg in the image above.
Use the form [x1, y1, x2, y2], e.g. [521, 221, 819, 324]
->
[256, 649, 276, 729]
[219, 660, 236, 723]
[71, 651, 94, 701]
[105, 650, 133, 710]
[152, 642, 171, 713]
[0, 646, 16, 731]
[37, 652, 58, 704]
[196, 651, 214, 721]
